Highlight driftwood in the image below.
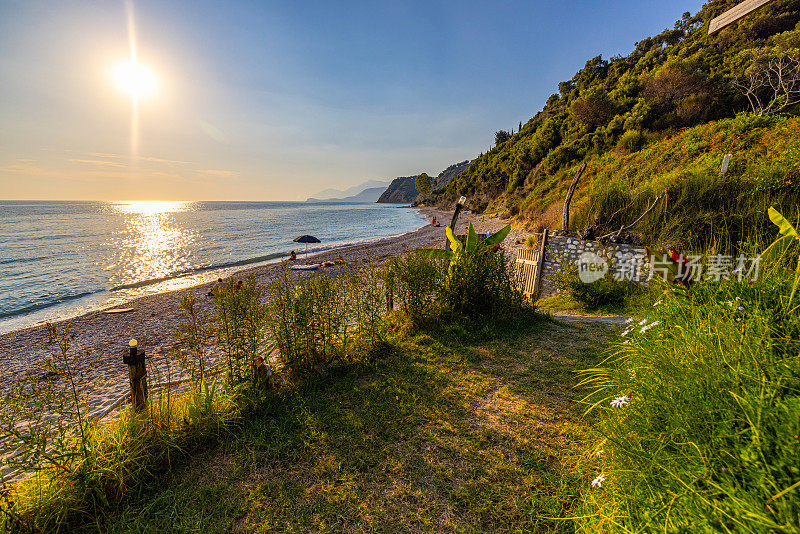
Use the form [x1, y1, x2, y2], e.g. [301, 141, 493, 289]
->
[562, 162, 587, 231]
[598, 193, 664, 240]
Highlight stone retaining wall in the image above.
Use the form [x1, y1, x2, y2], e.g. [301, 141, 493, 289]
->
[523, 233, 648, 299]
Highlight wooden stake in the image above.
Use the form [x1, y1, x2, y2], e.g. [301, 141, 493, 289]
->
[124, 339, 148, 412]
[445, 196, 467, 249]
[563, 163, 587, 231]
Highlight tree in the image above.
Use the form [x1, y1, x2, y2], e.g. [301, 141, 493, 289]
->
[569, 90, 616, 127]
[494, 130, 511, 146]
[734, 51, 800, 116]
[415, 173, 432, 196]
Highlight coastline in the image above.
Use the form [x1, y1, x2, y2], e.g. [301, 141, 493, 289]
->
[0, 208, 454, 406]
[0, 205, 525, 422]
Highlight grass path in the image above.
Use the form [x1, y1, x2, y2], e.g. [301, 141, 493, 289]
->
[99, 318, 611, 533]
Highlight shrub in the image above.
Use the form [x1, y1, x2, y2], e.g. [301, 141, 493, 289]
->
[212, 276, 271, 385]
[441, 247, 524, 320]
[267, 264, 386, 373]
[616, 129, 646, 153]
[386, 253, 444, 327]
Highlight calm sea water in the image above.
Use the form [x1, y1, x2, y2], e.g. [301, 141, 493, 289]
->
[0, 200, 425, 334]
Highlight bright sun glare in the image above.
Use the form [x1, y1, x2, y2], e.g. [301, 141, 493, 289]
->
[113, 61, 156, 99]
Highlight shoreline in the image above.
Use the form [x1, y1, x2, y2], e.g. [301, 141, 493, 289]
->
[0, 208, 431, 336]
[0, 206, 524, 422]
[0, 208, 456, 407]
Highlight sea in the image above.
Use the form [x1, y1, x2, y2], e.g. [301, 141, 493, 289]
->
[0, 200, 425, 335]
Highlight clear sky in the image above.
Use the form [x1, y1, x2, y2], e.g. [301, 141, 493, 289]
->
[0, 0, 704, 201]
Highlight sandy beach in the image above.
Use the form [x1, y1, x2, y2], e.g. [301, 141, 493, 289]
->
[0, 207, 527, 420]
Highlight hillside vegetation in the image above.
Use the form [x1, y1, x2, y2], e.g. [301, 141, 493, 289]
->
[437, 0, 800, 251]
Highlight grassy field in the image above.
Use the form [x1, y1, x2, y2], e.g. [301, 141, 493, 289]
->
[89, 315, 611, 533]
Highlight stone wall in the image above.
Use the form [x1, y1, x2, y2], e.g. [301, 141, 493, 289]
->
[521, 233, 648, 299]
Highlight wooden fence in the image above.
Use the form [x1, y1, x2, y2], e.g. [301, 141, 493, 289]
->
[513, 229, 548, 300]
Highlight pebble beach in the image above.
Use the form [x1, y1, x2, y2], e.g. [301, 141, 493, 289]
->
[0, 207, 524, 420]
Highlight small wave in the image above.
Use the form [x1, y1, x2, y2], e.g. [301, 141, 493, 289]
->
[0, 256, 48, 266]
[110, 252, 288, 291]
[0, 290, 98, 320]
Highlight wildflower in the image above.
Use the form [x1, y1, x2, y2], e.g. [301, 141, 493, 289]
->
[726, 301, 733, 306]
[610, 396, 630, 408]
[621, 328, 631, 337]
[640, 320, 660, 333]
[652, 299, 662, 307]
[738, 306, 744, 311]
[625, 317, 634, 324]
[623, 340, 630, 344]
[735, 296, 741, 301]
[628, 369, 636, 379]
[638, 318, 647, 325]
[595, 449, 604, 457]
[591, 474, 606, 487]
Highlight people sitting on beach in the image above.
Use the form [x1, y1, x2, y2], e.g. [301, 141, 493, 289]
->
[289, 250, 297, 261]
[431, 216, 441, 227]
[207, 278, 224, 297]
[235, 280, 243, 291]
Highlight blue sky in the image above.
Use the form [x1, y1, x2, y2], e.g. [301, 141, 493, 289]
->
[0, 0, 704, 200]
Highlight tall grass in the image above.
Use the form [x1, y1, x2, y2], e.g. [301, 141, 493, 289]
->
[267, 262, 387, 372]
[575, 232, 800, 531]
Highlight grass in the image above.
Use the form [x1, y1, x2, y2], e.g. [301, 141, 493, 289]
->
[80, 312, 611, 532]
[536, 294, 629, 316]
[575, 271, 800, 532]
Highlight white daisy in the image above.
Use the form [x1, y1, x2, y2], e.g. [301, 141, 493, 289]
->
[591, 474, 606, 487]
[595, 449, 604, 457]
[610, 396, 630, 408]
[652, 299, 662, 307]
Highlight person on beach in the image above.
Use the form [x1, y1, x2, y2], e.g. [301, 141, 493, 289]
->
[207, 278, 223, 297]
[235, 280, 243, 291]
[289, 250, 297, 261]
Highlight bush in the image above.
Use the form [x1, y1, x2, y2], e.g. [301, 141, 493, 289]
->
[267, 264, 386, 373]
[441, 248, 524, 320]
[616, 129, 646, 153]
[553, 265, 639, 309]
[212, 276, 270, 385]
[386, 253, 444, 327]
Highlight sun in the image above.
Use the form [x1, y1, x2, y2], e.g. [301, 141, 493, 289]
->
[113, 60, 156, 99]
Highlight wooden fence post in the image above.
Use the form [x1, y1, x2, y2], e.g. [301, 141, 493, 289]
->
[532, 229, 549, 300]
[123, 339, 148, 411]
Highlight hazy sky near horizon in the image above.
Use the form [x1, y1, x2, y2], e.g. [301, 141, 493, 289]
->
[0, 0, 704, 201]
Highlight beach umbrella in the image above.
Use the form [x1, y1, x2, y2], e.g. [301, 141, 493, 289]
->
[293, 234, 321, 257]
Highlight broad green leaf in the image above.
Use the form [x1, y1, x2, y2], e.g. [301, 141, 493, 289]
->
[768, 207, 799, 238]
[446, 226, 463, 253]
[417, 248, 453, 260]
[484, 224, 511, 246]
[466, 222, 478, 252]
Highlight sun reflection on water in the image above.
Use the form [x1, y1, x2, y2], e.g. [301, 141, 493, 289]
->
[113, 200, 191, 215]
[111, 201, 196, 288]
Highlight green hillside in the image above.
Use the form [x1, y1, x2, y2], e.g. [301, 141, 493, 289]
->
[437, 0, 800, 251]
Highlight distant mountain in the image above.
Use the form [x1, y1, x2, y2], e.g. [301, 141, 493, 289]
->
[376, 176, 418, 203]
[306, 187, 387, 203]
[307, 179, 392, 201]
